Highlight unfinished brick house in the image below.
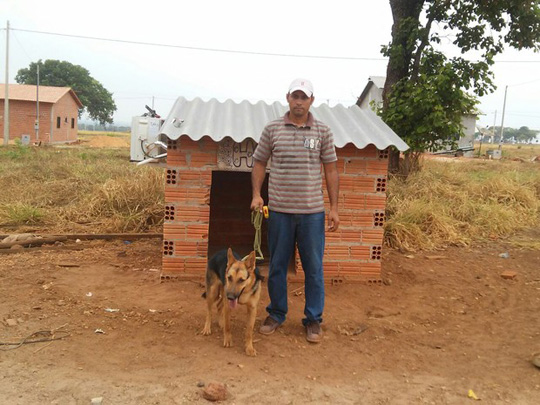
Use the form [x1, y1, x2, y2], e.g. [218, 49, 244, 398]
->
[158, 97, 408, 283]
[0, 84, 83, 143]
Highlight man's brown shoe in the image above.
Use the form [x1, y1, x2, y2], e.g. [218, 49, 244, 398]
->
[305, 321, 323, 343]
[259, 316, 280, 335]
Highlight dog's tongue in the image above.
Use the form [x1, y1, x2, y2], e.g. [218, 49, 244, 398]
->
[228, 298, 238, 309]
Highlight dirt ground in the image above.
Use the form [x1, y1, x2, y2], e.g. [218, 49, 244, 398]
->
[1, 231, 539, 405]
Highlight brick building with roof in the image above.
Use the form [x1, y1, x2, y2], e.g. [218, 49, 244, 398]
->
[0, 84, 83, 143]
[155, 97, 409, 284]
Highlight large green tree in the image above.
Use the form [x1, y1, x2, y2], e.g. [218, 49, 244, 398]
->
[378, 0, 540, 175]
[15, 59, 117, 124]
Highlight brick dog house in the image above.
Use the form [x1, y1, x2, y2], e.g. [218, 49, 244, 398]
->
[157, 97, 408, 283]
[0, 84, 83, 144]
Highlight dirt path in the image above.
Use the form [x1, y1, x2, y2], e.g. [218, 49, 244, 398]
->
[1, 236, 539, 404]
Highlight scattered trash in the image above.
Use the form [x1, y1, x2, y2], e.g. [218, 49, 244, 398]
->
[0, 326, 70, 350]
[123, 240, 132, 245]
[104, 308, 120, 313]
[467, 389, 480, 400]
[196, 381, 205, 388]
[94, 329, 105, 334]
[148, 268, 159, 272]
[405, 255, 415, 259]
[57, 263, 80, 268]
[1, 233, 40, 244]
[86, 292, 93, 297]
[499, 252, 510, 259]
[91, 397, 104, 405]
[149, 309, 157, 313]
[75, 239, 82, 244]
[500, 270, 517, 280]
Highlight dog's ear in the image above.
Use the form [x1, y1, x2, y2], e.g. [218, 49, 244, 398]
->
[227, 248, 236, 267]
[244, 251, 256, 272]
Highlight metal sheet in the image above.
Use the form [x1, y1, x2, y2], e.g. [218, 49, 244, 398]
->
[159, 96, 409, 151]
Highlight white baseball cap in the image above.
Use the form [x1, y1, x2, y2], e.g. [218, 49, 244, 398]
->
[288, 78, 313, 97]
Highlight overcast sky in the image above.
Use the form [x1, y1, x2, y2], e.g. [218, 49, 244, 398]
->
[2, 0, 539, 130]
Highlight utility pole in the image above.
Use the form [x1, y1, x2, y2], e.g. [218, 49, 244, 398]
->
[35, 63, 40, 141]
[3, 20, 9, 146]
[499, 86, 508, 150]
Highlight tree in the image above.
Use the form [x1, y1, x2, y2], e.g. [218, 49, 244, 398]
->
[502, 126, 539, 142]
[15, 59, 117, 125]
[378, 0, 540, 176]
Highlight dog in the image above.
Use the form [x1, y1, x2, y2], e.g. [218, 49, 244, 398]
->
[201, 248, 264, 356]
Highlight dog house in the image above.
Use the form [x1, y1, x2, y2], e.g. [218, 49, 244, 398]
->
[158, 97, 408, 283]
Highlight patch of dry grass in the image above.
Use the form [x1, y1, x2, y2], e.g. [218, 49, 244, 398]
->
[0, 144, 164, 234]
[385, 158, 540, 251]
[475, 143, 540, 160]
[1, 143, 539, 251]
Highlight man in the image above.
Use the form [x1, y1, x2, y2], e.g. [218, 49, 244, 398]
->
[250, 78, 340, 344]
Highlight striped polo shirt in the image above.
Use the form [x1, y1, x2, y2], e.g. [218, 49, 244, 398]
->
[253, 112, 337, 214]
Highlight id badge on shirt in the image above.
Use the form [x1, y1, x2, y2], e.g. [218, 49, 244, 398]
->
[303, 137, 321, 150]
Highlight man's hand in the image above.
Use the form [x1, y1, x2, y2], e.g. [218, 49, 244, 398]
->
[327, 209, 340, 232]
[251, 196, 264, 213]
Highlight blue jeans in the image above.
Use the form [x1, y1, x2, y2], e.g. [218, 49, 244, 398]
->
[266, 211, 325, 326]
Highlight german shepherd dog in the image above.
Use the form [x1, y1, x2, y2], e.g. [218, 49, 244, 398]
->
[201, 248, 264, 356]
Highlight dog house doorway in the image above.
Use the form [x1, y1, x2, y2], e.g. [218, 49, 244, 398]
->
[207, 170, 298, 275]
[207, 170, 268, 259]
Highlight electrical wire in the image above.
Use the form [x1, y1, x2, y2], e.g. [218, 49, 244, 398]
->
[10, 27, 387, 61]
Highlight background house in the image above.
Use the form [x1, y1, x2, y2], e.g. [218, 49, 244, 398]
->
[0, 84, 83, 144]
[357, 76, 476, 156]
[356, 76, 386, 111]
[157, 97, 408, 284]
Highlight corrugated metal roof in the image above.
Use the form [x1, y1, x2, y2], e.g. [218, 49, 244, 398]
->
[0, 84, 83, 108]
[159, 97, 408, 151]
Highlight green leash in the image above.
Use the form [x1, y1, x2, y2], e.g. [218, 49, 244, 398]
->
[251, 210, 264, 261]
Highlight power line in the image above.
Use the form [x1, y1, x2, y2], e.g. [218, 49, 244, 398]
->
[3, 27, 540, 63]
[10, 28, 387, 61]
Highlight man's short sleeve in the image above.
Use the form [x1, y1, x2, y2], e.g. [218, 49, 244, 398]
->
[321, 126, 337, 163]
[253, 125, 272, 163]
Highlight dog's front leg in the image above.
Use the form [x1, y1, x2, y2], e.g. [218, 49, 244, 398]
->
[222, 304, 233, 348]
[244, 303, 258, 356]
[202, 284, 219, 335]
[202, 300, 213, 335]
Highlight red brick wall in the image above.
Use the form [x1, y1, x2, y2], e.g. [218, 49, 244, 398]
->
[161, 138, 389, 283]
[162, 137, 214, 278]
[0, 94, 79, 143]
[293, 144, 388, 283]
